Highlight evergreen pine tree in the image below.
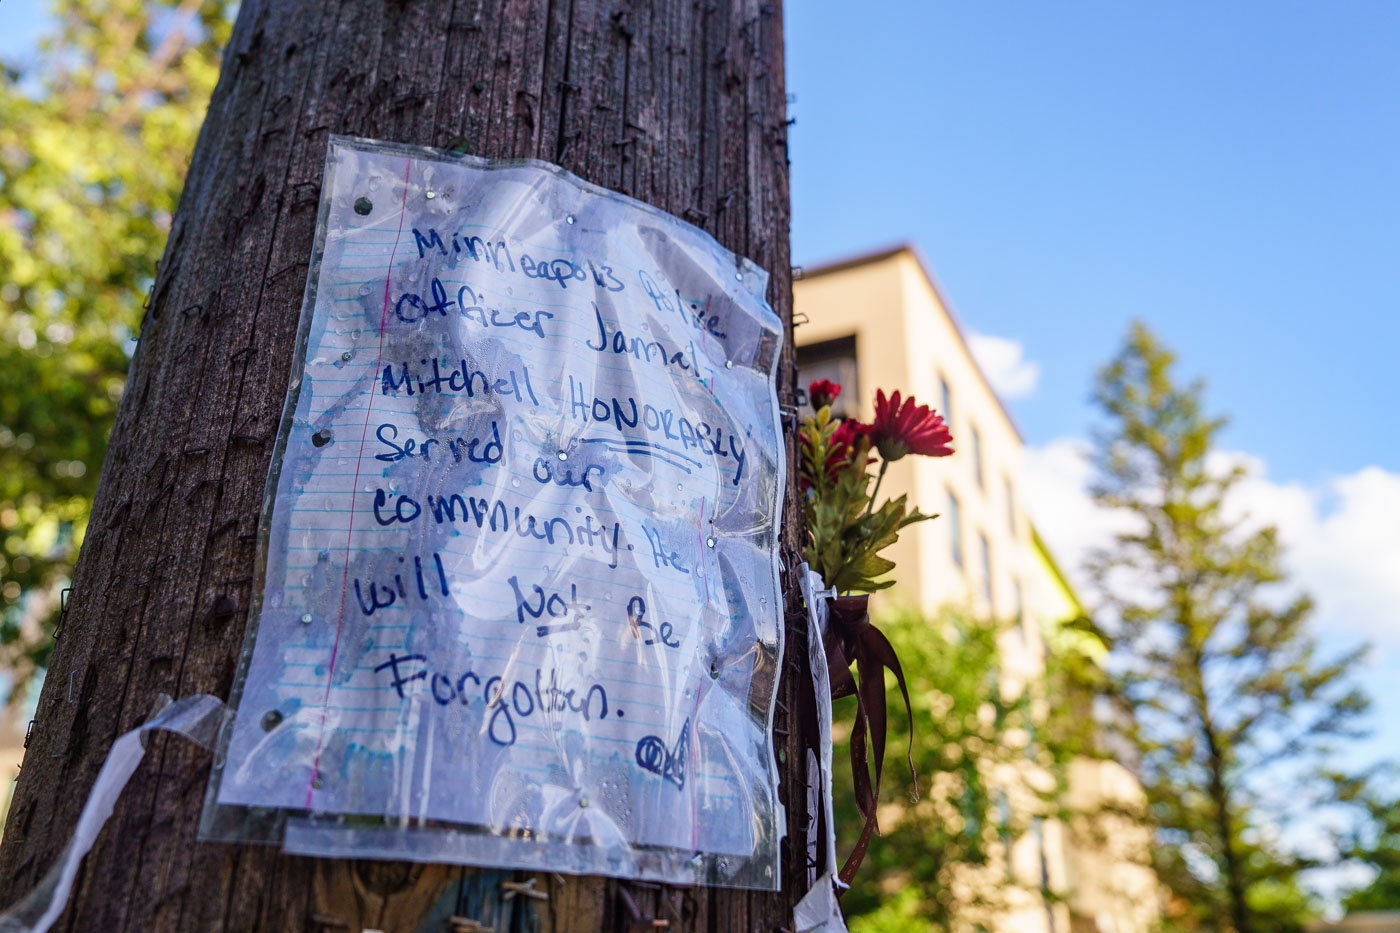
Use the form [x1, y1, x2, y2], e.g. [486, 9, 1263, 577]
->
[1089, 322, 1369, 933]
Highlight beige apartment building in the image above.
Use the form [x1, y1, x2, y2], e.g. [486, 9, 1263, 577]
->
[795, 243, 1159, 933]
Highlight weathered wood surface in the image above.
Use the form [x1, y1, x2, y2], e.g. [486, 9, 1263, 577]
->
[0, 0, 808, 930]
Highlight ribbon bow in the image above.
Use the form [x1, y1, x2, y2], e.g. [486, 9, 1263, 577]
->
[822, 595, 918, 887]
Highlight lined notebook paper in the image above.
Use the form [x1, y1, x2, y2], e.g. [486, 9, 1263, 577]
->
[204, 136, 786, 887]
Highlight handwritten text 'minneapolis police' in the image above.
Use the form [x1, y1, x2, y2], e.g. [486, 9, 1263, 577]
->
[409, 226, 728, 339]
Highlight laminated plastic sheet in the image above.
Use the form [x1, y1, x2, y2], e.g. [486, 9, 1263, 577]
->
[201, 136, 787, 889]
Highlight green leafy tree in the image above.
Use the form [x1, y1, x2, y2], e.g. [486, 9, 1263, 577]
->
[835, 608, 1092, 933]
[0, 0, 231, 687]
[1090, 322, 1369, 933]
[1335, 770, 1400, 912]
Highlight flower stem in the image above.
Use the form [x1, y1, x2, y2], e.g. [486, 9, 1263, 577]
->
[865, 459, 889, 515]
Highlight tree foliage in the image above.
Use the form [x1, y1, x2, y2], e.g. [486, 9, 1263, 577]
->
[0, 0, 231, 686]
[1334, 770, 1400, 913]
[1090, 322, 1369, 933]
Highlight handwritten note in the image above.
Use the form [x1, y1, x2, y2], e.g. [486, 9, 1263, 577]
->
[204, 137, 785, 887]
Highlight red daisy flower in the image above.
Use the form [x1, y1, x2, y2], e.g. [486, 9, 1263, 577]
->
[828, 417, 869, 472]
[868, 389, 953, 461]
[808, 378, 842, 410]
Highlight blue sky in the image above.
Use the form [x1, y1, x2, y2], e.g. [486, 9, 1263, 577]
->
[0, 1, 46, 60]
[786, 2, 1398, 484]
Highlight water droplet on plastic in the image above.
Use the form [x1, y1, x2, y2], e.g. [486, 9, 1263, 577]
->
[706, 537, 715, 548]
[358, 285, 370, 296]
[557, 451, 568, 461]
[725, 360, 733, 369]
[578, 797, 589, 808]
[734, 271, 742, 281]
[300, 613, 313, 624]
[511, 478, 520, 487]
[340, 351, 352, 361]
[354, 197, 373, 215]
[261, 710, 283, 731]
[565, 214, 575, 225]
[425, 190, 436, 199]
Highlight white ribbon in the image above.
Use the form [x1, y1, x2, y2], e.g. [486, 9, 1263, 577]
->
[0, 694, 224, 933]
[793, 567, 849, 933]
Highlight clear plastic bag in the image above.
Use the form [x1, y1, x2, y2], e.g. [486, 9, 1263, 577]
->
[201, 136, 787, 889]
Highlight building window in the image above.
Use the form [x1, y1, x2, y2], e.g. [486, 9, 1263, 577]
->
[1004, 474, 1016, 537]
[972, 424, 984, 489]
[797, 335, 859, 419]
[980, 531, 993, 610]
[948, 489, 963, 569]
[939, 373, 953, 430]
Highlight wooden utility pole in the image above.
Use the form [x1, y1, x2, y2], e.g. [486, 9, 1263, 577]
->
[0, 1, 808, 930]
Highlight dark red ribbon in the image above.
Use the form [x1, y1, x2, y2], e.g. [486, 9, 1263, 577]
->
[822, 595, 918, 888]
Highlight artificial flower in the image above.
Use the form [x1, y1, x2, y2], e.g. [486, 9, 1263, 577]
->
[809, 378, 842, 410]
[868, 389, 953, 462]
[827, 417, 869, 474]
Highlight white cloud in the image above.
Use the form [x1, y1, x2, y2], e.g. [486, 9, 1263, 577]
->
[1023, 437, 1400, 650]
[1231, 463, 1400, 647]
[968, 333, 1041, 400]
[1021, 438, 1131, 595]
